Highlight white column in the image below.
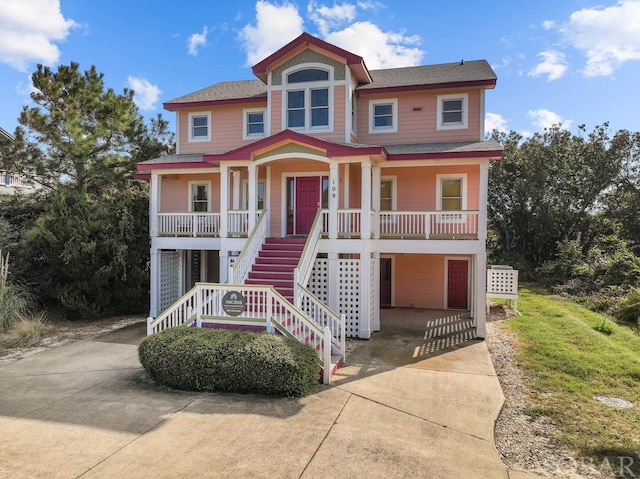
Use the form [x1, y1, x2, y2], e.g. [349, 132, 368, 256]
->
[328, 162, 339, 239]
[372, 166, 381, 239]
[328, 252, 339, 312]
[248, 163, 257, 231]
[360, 162, 372, 239]
[149, 246, 160, 317]
[219, 249, 229, 283]
[220, 164, 229, 238]
[232, 170, 241, 210]
[359, 251, 371, 338]
[474, 251, 487, 338]
[478, 162, 489, 241]
[149, 173, 160, 237]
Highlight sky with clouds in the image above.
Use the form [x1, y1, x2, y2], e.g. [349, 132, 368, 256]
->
[0, 0, 639, 138]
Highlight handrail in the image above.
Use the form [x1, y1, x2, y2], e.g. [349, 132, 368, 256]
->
[296, 283, 345, 357]
[295, 208, 325, 290]
[147, 284, 200, 335]
[228, 210, 267, 284]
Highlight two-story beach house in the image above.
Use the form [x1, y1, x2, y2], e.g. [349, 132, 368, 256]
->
[138, 33, 502, 382]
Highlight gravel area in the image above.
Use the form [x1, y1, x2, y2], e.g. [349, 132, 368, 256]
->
[486, 306, 608, 478]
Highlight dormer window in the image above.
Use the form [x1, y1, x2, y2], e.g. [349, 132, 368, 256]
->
[283, 65, 333, 133]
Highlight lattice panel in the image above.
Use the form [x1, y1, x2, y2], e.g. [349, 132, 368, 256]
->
[487, 269, 519, 295]
[309, 259, 329, 303]
[338, 259, 361, 337]
[368, 258, 376, 333]
[159, 251, 180, 312]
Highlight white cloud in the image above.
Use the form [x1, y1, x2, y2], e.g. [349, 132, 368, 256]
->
[542, 20, 555, 30]
[127, 76, 162, 111]
[187, 26, 208, 56]
[561, 0, 640, 77]
[528, 50, 568, 81]
[0, 0, 77, 71]
[324, 21, 423, 69]
[239, 1, 304, 66]
[528, 109, 573, 131]
[308, 1, 356, 37]
[485, 113, 509, 133]
[356, 0, 385, 11]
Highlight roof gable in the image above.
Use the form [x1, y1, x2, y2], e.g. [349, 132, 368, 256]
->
[252, 32, 371, 84]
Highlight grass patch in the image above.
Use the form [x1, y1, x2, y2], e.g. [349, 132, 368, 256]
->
[0, 312, 52, 348]
[505, 285, 640, 472]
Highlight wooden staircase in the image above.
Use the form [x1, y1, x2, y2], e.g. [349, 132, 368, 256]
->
[244, 237, 306, 302]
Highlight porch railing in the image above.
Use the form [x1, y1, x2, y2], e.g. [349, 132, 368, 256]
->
[1, 171, 38, 189]
[378, 210, 479, 239]
[228, 210, 267, 285]
[158, 213, 221, 237]
[147, 282, 336, 384]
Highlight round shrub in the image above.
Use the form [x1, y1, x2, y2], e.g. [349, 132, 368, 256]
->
[138, 327, 321, 397]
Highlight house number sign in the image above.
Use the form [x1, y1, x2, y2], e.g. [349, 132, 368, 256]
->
[222, 291, 245, 316]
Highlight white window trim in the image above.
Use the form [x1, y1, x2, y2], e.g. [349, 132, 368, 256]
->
[188, 112, 211, 142]
[243, 108, 266, 140]
[188, 181, 212, 212]
[369, 98, 398, 134]
[281, 63, 334, 133]
[436, 173, 467, 212]
[437, 93, 468, 130]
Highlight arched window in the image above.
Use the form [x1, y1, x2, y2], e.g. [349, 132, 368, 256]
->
[284, 66, 332, 132]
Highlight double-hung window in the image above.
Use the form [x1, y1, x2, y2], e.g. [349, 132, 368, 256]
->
[284, 67, 332, 132]
[437, 93, 468, 130]
[188, 112, 211, 141]
[369, 99, 398, 133]
[436, 174, 467, 223]
[243, 109, 265, 139]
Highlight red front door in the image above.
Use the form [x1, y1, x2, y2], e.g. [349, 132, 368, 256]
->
[295, 177, 320, 234]
[447, 259, 469, 309]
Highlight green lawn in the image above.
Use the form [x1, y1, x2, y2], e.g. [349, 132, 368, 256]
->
[504, 285, 640, 471]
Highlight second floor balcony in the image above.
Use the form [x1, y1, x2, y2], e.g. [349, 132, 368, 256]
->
[155, 209, 480, 240]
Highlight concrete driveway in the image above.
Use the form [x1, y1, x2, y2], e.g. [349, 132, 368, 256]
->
[0, 310, 538, 479]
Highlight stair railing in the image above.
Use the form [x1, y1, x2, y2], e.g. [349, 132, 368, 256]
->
[147, 282, 335, 384]
[293, 208, 345, 360]
[228, 210, 267, 285]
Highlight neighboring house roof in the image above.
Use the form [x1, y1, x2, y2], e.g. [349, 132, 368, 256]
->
[0, 127, 14, 141]
[137, 133, 503, 171]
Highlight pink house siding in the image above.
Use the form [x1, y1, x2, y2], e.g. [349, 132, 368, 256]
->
[392, 253, 447, 309]
[356, 89, 483, 145]
[160, 173, 220, 212]
[270, 90, 283, 135]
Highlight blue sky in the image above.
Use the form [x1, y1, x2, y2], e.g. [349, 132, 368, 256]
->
[1, 0, 639, 138]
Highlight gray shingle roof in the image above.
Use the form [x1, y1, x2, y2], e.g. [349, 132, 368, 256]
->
[166, 80, 267, 105]
[359, 60, 496, 91]
[165, 60, 496, 105]
[138, 153, 205, 166]
[384, 140, 503, 155]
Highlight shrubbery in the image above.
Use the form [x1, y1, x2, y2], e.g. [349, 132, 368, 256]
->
[138, 327, 321, 397]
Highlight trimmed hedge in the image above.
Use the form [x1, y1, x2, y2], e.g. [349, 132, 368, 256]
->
[138, 327, 321, 397]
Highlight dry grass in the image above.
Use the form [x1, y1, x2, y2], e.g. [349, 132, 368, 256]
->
[0, 312, 52, 348]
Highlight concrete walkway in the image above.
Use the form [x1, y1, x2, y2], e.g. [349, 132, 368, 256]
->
[0, 311, 538, 478]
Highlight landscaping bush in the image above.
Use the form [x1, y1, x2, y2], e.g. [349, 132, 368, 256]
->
[617, 288, 640, 327]
[138, 327, 321, 397]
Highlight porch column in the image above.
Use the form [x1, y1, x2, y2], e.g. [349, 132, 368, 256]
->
[372, 250, 380, 331]
[220, 164, 229, 238]
[248, 163, 257, 232]
[149, 246, 160, 317]
[474, 251, 487, 338]
[232, 170, 241, 210]
[361, 161, 372, 239]
[328, 252, 339, 312]
[149, 173, 160, 237]
[328, 162, 339, 239]
[219, 249, 229, 283]
[359, 251, 372, 338]
[478, 162, 489, 241]
[372, 166, 381, 239]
